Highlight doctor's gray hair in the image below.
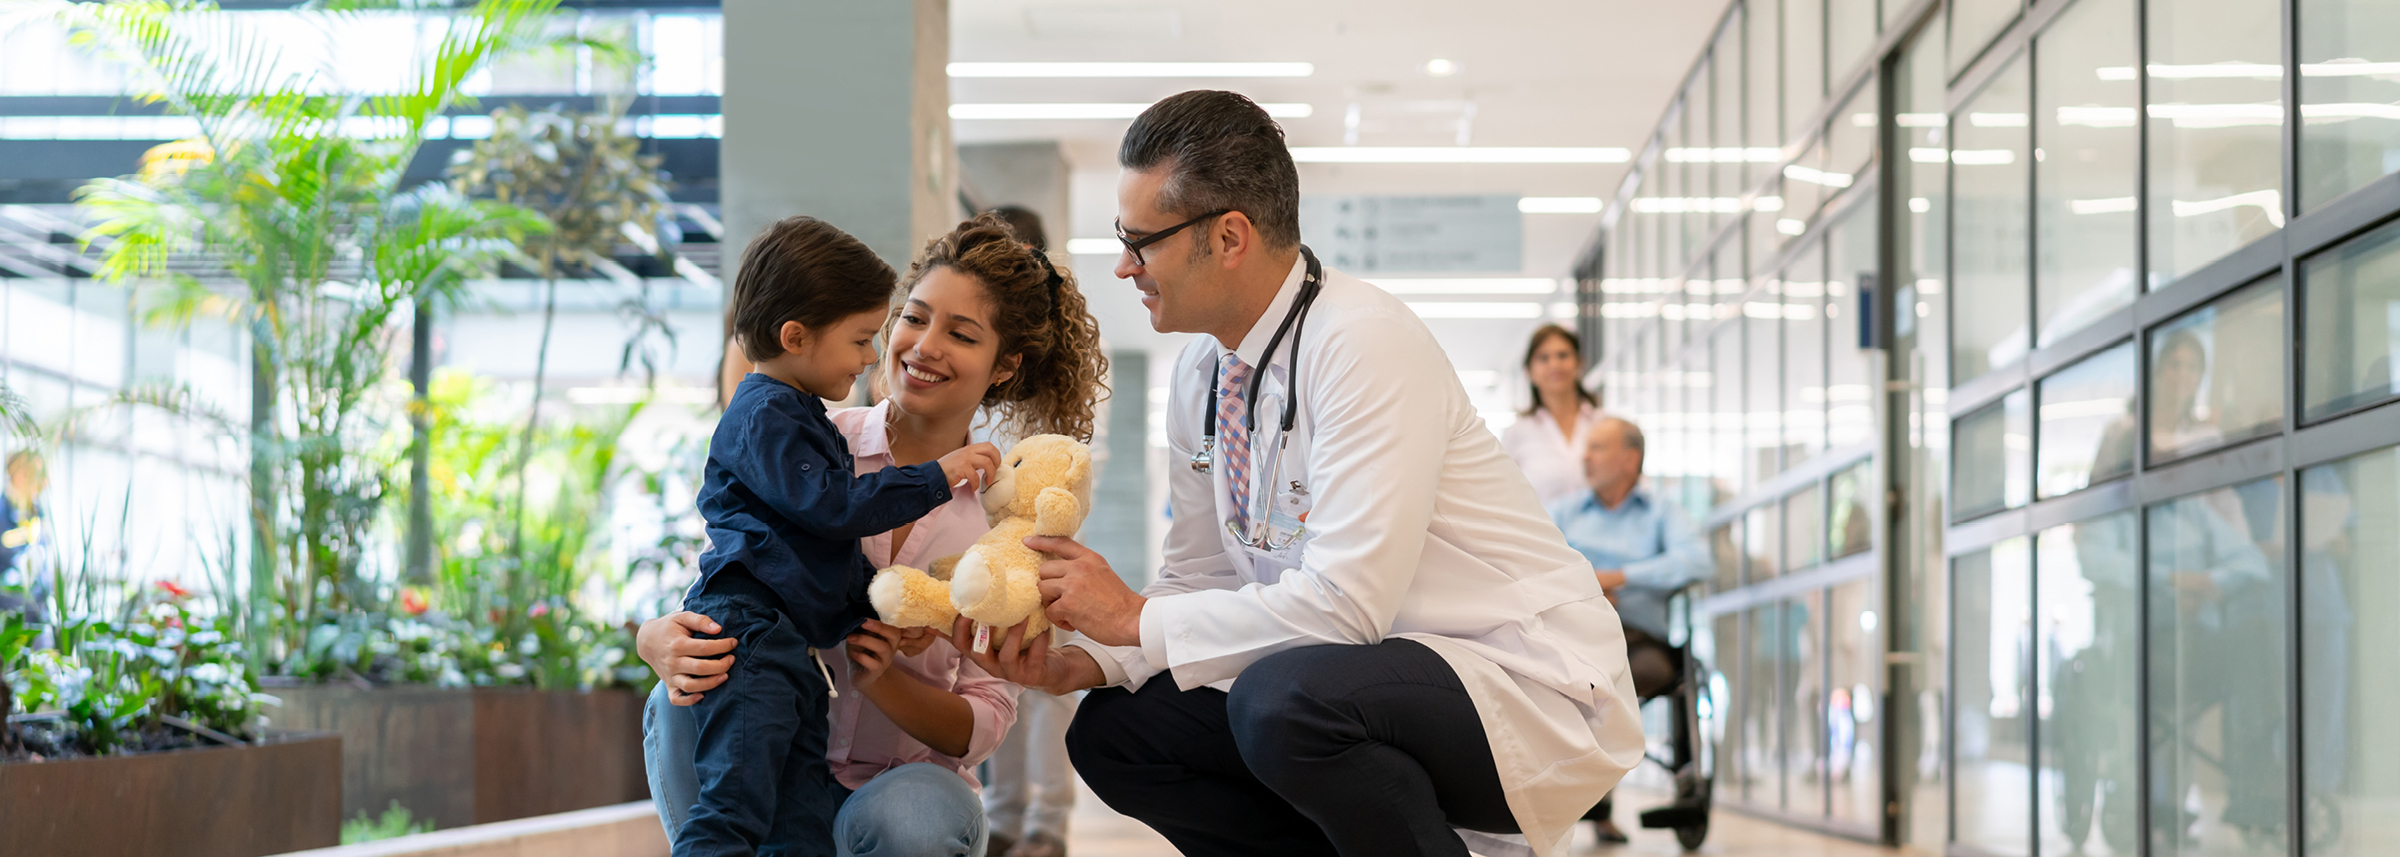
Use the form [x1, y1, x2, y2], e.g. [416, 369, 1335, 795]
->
[1119, 90, 1303, 252]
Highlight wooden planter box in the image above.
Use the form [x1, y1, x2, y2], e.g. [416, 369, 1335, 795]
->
[264, 685, 647, 830]
[0, 731, 341, 857]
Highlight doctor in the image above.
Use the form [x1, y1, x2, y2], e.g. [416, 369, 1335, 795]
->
[959, 90, 1644, 857]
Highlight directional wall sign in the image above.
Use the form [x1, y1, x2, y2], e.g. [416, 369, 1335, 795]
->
[1298, 194, 1523, 273]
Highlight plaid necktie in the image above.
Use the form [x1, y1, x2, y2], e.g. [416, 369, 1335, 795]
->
[1216, 352, 1254, 534]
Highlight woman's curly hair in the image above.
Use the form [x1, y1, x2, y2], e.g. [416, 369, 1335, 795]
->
[900, 214, 1110, 442]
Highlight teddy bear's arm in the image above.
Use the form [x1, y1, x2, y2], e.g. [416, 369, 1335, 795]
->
[1033, 485, 1084, 537]
[929, 553, 961, 581]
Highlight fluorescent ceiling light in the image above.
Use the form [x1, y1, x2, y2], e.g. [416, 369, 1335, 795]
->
[1065, 238, 1121, 256]
[1519, 197, 1604, 214]
[1406, 301, 1546, 319]
[2057, 106, 2138, 128]
[1630, 197, 1747, 213]
[1288, 147, 1630, 164]
[1894, 113, 1947, 127]
[1969, 112, 2028, 127]
[1371, 278, 1560, 295]
[953, 102, 1313, 120]
[946, 62, 1314, 78]
[1783, 164, 1854, 188]
[1919, 148, 2018, 165]
[2069, 197, 2138, 215]
[2147, 103, 2283, 128]
[2304, 103, 2400, 121]
[1664, 147, 1785, 163]
[2171, 190, 2284, 227]
[1776, 218, 1806, 236]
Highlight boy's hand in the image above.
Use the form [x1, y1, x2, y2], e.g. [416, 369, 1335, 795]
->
[893, 624, 938, 658]
[845, 620, 906, 694]
[936, 442, 1003, 493]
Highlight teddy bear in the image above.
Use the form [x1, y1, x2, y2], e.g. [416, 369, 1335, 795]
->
[867, 434, 1093, 652]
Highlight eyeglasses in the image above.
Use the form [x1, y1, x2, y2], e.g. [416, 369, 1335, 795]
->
[1114, 209, 1233, 267]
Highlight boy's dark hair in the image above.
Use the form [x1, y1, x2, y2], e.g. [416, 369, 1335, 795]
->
[728, 216, 898, 363]
[1118, 90, 1302, 251]
[987, 205, 1049, 251]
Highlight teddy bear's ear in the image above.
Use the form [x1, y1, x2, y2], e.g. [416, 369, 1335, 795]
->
[1066, 447, 1092, 492]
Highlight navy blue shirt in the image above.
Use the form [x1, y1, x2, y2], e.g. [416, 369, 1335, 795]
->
[693, 374, 953, 648]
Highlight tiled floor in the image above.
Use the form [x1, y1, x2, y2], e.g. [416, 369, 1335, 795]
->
[1062, 783, 1915, 857]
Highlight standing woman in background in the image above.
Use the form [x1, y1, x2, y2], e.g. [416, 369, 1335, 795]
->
[1502, 324, 1606, 507]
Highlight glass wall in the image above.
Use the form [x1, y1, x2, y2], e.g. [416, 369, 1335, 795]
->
[1583, 0, 2400, 850]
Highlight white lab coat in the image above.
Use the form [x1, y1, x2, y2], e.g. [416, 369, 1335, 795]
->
[1065, 255, 1644, 857]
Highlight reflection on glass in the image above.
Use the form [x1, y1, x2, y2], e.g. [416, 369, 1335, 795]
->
[1955, 389, 2034, 519]
[1829, 462, 1873, 560]
[2148, 478, 2289, 857]
[2299, 447, 2398, 857]
[2303, 218, 2400, 420]
[2299, 0, 2400, 210]
[2034, 513, 2139, 857]
[1715, 321, 1747, 496]
[1829, 0, 1878, 88]
[1955, 538, 2033, 857]
[1785, 246, 1829, 469]
[1750, 0, 1784, 165]
[1827, 207, 1877, 448]
[2036, 342, 2137, 499]
[1717, 20, 1749, 224]
[2034, 0, 2139, 347]
[1754, 186, 1790, 276]
[2147, 0, 2286, 286]
[1782, 592, 1826, 817]
[1788, 0, 1827, 141]
[1750, 505, 1783, 582]
[1828, 577, 1881, 826]
[2150, 277, 2284, 461]
[1748, 313, 1785, 483]
[1954, 0, 2024, 75]
[1954, 56, 2032, 381]
[1786, 486, 1824, 571]
[1825, 81, 1876, 182]
[1714, 522, 1744, 591]
[1746, 605, 1784, 807]
[1715, 611, 1746, 802]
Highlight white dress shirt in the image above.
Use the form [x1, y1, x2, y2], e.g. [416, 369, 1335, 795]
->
[1064, 255, 1643, 857]
[1502, 402, 1605, 508]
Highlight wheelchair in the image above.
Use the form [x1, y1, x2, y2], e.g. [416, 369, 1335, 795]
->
[1608, 581, 1716, 851]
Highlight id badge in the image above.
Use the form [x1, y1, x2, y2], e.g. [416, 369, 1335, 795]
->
[1266, 489, 1310, 544]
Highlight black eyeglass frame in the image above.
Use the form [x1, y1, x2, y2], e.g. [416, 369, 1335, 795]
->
[1114, 209, 1234, 267]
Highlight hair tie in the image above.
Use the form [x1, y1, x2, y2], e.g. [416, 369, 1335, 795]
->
[1032, 248, 1065, 297]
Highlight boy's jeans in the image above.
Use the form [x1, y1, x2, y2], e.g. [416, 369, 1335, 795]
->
[675, 589, 847, 857]
[647, 684, 991, 857]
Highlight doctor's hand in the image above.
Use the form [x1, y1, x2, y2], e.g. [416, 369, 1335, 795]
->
[951, 616, 1106, 696]
[1026, 535, 1146, 648]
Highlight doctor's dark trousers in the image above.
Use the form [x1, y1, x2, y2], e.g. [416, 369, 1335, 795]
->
[1065, 638, 1519, 857]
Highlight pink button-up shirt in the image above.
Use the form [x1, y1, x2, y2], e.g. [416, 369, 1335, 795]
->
[824, 401, 1019, 790]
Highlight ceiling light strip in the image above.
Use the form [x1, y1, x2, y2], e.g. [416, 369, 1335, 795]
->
[946, 62, 1315, 78]
[1289, 147, 1630, 164]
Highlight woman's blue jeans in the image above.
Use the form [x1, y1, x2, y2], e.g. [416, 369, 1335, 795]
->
[645, 684, 991, 857]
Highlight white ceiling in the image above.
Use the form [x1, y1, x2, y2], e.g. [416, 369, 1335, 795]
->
[948, 0, 1732, 420]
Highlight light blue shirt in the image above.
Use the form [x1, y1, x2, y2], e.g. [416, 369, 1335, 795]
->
[1548, 484, 1711, 639]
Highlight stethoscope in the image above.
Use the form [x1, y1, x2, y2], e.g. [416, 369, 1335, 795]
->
[1189, 246, 1323, 551]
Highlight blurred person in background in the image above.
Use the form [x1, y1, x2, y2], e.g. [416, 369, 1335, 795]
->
[1503, 324, 1606, 507]
[1548, 417, 1708, 844]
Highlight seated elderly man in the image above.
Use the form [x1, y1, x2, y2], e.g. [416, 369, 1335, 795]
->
[1548, 416, 1710, 843]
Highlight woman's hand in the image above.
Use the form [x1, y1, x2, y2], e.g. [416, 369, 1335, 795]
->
[951, 616, 1105, 697]
[846, 620, 907, 694]
[638, 612, 738, 706]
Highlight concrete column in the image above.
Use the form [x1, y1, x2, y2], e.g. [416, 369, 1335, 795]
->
[720, 0, 956, 268]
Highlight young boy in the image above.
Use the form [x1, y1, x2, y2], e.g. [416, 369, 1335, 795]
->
[679, 216, 999, 857]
